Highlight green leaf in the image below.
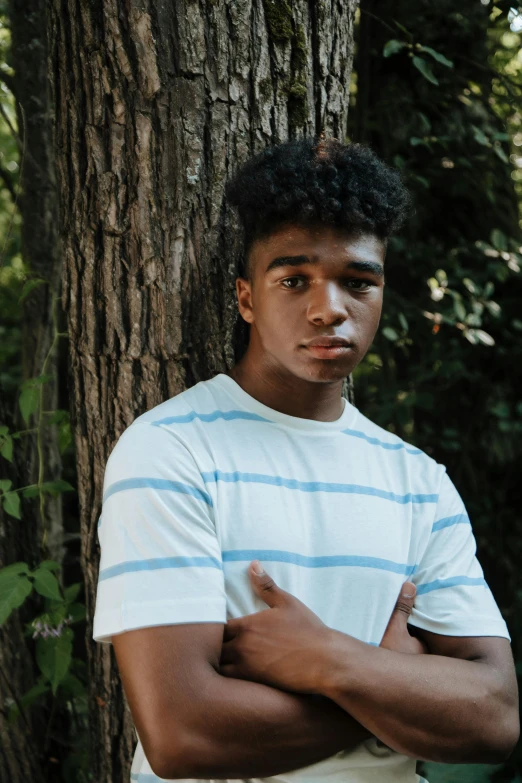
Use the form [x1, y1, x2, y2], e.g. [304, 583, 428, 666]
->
[19, 386, 39, 425]
[40, 480, 75, 497]
[412, 56, 438, 85]
[0, 479, 12, 493]
[417, 45, 453, 68]
[484, 300, 501, 317]
[462, 278, 478, 294]
[64, 582, 81, 602]
[45, 410, 72, 453]
[383, 39, 407, 57]
[474, 329, 495, 346]
[465, 329, 495, 346]
[472, 125, 490, 147]
[0, 433, 13, 462]
[58, 672, 86, 699]
[68, 602, 87, 623]
[36, 627, 73, 694]
[22, 486, 40, 498]
[0, 574, 33, 624]
[58, 420, 72, 454]
[491, 402, 510, 419]
[435, 269, 448, 286]
[0, 426, 8, 436]
[3, 491, 21, 519]
[32, 568, 62, 601]
[490, 229, 507, 251]
[398, 313, 408, 332]
[18, 278, 46, 303]
[21, 375, 51, 388]
[7, 676, 50, 723]
[383, 326, 399, 341]
[39, 560, 61, 572]
[0, 562, 30, 580]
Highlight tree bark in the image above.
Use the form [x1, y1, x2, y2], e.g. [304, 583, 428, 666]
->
[47, 1, 358, 779]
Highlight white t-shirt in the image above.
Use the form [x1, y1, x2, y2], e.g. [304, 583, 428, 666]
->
[93, 373, 510, 783]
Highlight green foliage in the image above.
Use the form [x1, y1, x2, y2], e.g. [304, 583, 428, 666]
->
[352, 0, 522, 777]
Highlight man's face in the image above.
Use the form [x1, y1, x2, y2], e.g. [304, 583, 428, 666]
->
[236, 223, 386, 383]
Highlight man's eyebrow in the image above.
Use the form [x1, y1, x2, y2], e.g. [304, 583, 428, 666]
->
[265, 255, 384, 277]
[265, 255, 312, 273]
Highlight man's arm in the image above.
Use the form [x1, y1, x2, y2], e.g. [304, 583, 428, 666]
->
[112, 622, 369, 781]
[220, 564, 519, 766]
[319, 630, 519, 764]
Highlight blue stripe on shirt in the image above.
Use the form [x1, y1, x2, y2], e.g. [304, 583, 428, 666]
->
[151, 410, 270, 426]
[201, 470, 438, 504]
[416, 576, 486, 595]
[222, 549, 417, 575]
[431, 513, 469, 532]
[150, 409, 424, 456]
[98, 556, 223, 581]
[341, 428, 423, 455]
[98, 550, 416, 582]
[103, 477, 213, 507]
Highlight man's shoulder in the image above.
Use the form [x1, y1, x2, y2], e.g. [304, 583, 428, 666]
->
[134, 375, 225, 427]
[349, 409, 442, 478]
[108, 375, 227, 461]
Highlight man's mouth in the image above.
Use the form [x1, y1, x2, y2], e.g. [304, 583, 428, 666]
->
[301, 336, 354, 360]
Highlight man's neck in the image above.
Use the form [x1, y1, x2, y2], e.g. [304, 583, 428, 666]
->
[227, 352, 345, 423]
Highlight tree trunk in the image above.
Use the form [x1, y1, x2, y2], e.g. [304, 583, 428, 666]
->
[0, 1, 61, 780]
[47, 1, 358, 779]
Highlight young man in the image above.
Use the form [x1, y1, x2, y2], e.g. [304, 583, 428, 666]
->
[93, 138, 519, 783]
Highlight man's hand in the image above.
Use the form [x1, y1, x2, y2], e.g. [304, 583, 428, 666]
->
[219, 560, 329, 693]
[380, 582, 428, 655]
[219, 561, 426, 693]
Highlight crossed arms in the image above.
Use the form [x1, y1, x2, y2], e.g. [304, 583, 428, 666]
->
[112, 569, 519, 780]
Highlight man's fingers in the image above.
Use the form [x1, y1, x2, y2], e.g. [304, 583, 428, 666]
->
[392, 581, 417, 620]
[248, 561, 287, 608]
[223, 619, 240, 642]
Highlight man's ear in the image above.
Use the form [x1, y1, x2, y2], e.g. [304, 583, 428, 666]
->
[236, 277, 254, 324]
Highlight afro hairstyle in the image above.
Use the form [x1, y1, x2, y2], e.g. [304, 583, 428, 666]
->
[225, 137, 412, 277]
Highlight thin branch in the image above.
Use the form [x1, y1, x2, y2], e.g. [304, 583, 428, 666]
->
[359, 8, 397, 35]
[0, 101, 26, 268]
[0, 161, 16, 201]
[0, 71, 15, 95]
[0, 101, 22, 151]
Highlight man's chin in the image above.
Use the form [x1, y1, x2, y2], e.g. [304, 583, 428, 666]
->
[296, 360, 357, 384]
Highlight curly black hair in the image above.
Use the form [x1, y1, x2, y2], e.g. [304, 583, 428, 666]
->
[225, 137, 412, 277]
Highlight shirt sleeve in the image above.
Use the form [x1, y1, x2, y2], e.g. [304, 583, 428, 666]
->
[409, 468, 510, 640]
[92, 420, 227, 644]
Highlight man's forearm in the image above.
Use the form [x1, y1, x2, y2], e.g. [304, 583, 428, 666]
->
[319, 631, 517, 764]
[159, 670, 369, 779]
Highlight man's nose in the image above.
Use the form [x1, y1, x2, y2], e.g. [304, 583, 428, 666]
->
[307, 282, 348, 327]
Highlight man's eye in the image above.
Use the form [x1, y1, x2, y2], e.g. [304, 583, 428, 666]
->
[281, 277, 305, 289]
[345, 279, 374, 291]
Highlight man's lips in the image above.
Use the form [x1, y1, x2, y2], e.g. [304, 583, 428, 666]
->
[301, 336, 354, 359]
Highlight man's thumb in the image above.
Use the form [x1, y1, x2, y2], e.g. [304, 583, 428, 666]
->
[249, 561, 285, 607]
[391, 581, 416, 624]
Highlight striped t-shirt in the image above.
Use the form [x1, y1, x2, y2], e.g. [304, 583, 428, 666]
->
[93, 372, 509, 783]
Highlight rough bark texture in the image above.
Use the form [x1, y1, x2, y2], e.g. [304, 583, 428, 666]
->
[0, 1, 61, 780]
[47, 1, 358, 779]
